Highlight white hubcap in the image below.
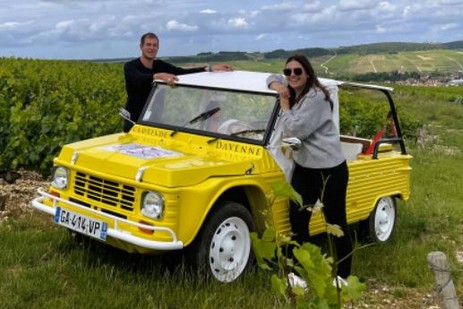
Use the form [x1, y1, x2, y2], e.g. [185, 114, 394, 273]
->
[209, 217, 250, 282]
[374, 198, 395, 241]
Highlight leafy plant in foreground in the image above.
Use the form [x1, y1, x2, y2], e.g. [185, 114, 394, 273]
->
[251, 181, 365, 308]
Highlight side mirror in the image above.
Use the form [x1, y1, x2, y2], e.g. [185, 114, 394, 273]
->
[282, 137, 302, 150]
[119, 108, 134, 124]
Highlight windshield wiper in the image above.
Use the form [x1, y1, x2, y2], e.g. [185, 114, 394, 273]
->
[208, 128, 265, 144]
[170, 107, 221, 137]
[230, 129, 266, 137]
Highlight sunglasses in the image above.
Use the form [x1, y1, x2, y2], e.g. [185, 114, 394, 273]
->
[283, 67, 304, 76]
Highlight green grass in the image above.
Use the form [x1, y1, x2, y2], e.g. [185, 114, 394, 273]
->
[348, 87, 463, 304]
[0, 215, 285, 309]
[1, 82, 462, 307]
[354, 149, 463, 287]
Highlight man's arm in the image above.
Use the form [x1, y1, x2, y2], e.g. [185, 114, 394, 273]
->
[154, 59, 232, 76]
[124, 61, 153, 90]
[153, 59, 205, 76]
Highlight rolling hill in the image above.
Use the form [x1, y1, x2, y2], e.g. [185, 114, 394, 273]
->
[165, 40, 463, 76]
[98, 40, 463, 78]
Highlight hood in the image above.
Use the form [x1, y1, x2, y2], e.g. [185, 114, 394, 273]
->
[57, 133, 256, 187]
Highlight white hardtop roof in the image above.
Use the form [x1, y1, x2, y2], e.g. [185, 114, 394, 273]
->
[155, 70, 393, 93]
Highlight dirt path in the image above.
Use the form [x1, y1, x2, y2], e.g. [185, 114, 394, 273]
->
[446, 56, 463, 69]
[0, 170, 48, 221]
[320, 54, 337, 74]
[368, 57, 378, 73]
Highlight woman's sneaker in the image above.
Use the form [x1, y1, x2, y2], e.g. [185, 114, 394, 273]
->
[288, 272, 308, 290]
[332, 276, 348, 289]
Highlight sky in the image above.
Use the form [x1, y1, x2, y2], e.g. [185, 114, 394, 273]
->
[1, 0, 462, 60]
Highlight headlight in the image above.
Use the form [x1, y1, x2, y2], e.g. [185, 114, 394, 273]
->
[141, 191, 164, 219]
[51, 167, 69, 189]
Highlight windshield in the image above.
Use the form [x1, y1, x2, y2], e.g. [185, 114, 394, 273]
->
[140, 84, 278, 144]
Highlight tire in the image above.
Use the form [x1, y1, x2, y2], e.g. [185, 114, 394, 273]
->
[362, 196, 396, 243]
[187, 201, 255, 283]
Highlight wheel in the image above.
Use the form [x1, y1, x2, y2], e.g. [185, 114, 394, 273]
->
[362, 196, 396, 243]
[187, 201, 255, 283]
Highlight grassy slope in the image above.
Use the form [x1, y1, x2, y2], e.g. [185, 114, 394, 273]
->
[353, 85, 463, 294]
[220, 49, 463, 76]
[320, 49, 463, 75]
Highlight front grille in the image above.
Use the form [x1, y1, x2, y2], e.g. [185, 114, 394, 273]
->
[73, 172, 136, 211]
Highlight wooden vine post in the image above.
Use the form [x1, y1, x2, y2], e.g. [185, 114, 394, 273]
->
[427, 251, 461, 309]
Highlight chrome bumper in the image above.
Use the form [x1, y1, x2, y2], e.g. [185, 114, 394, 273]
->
[31, 188, 183, 251]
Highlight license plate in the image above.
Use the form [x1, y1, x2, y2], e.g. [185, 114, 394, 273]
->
[54, 207, 108, 241]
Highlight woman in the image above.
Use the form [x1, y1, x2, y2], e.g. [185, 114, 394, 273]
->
[267, 54, 353, 283]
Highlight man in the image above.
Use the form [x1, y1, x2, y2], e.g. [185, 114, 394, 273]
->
[123, 32, 233, 132]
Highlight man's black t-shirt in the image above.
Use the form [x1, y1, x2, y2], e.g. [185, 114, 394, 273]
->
[123, 58, 205, 131]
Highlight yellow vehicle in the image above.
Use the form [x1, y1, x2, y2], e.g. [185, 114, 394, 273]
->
[32, 71, 411, 283]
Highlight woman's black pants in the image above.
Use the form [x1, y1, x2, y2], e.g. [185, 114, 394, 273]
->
[289, 160, 353, 279]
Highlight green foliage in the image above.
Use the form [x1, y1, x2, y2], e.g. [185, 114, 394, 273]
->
[251, 226, 366, 308]
[167, 51, 251, 64]
[264, 48, 333, 60]
[338, 90, 390, 137]
[335, 42, 444, 55]
[270, 181, 302, 208]
[0, 58, 126, 175]
[252, 180, 366, 308]
[352, 71, 421, 83]
[0, 56, 451, 176]
[443, 40, 463, 49]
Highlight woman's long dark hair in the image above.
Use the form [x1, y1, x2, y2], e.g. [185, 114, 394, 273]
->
[286, 54, 332, 109]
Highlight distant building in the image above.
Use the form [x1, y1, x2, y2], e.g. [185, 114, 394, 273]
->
[447, 79, 463, 86]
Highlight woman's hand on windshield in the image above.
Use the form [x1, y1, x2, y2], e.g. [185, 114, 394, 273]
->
[269, 82, 291, 111]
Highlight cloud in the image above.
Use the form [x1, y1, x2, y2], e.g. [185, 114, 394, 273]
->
[439, 0, 463, 4]
[200, 9, 217, 14]
[438, 23, 459, 30]
[378, 1, 396, 12]
[402, 5, 412, 18]
[56, 20, 75, 32]
[302, 1, 323, 12]
[166, 20, 199, 32]
[228, 17, 248, 28]
[261, 3, 296, 12]
[1, 0, 462, 59]
[376, 25, 387, 34]
[0, 22, 20, 29]
[338, 0, 379, 11]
